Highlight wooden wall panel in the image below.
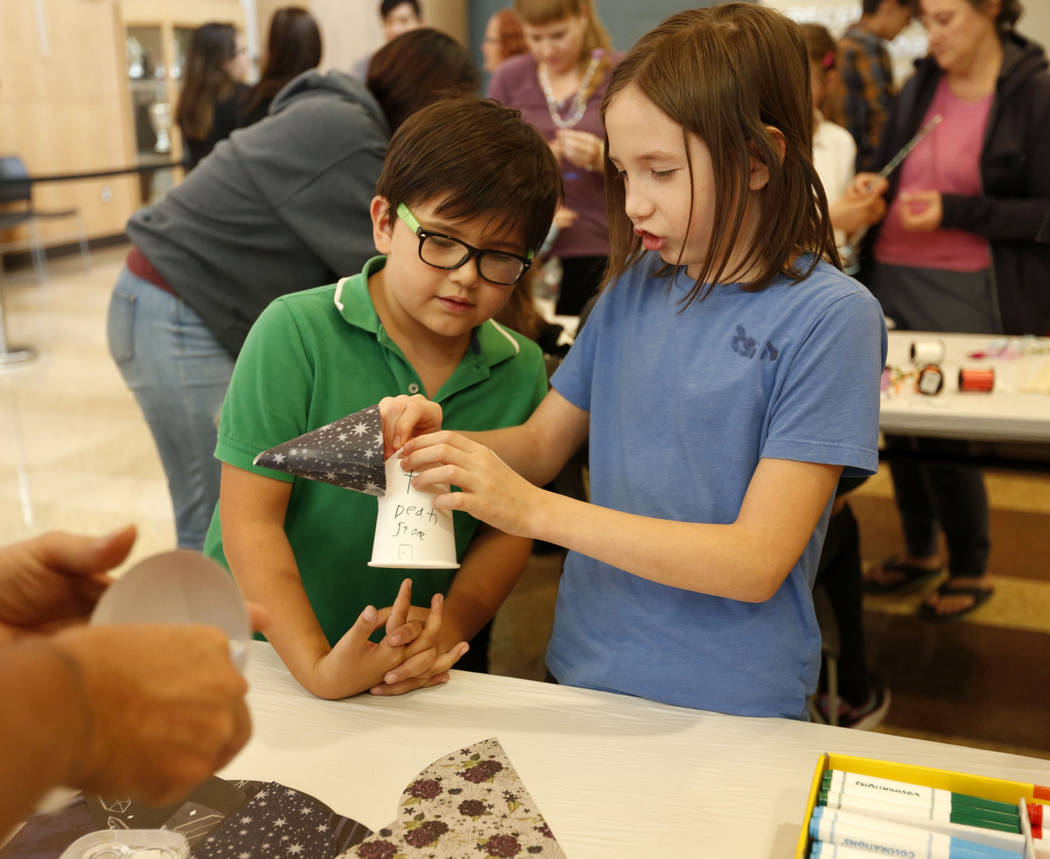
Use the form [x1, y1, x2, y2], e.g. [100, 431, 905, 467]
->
[0, 0, 136, 246]
[0, 0, 244, 254]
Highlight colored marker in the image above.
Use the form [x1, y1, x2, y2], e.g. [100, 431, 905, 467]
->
[819, 789, 1021, 832]
[809, 842, 1001, 859]
[809, 807, 1023, 859]
[810, 840, 908, 858]
[817, 791, 1026, 852]
[1030, 802, 1045, 828]
[823, 771, 1022, 820]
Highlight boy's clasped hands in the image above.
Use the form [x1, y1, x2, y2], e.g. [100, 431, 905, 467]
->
[312, 578, 468, 698]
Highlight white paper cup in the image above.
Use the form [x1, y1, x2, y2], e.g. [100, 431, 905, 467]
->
[90, 550, 252, 671]
[59, 828, 189, 858]
[369, 455, 459, 569]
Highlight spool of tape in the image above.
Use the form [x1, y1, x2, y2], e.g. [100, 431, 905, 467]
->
[910, 339, 946, 364]
[916, 364, 945, 395]
[959, 367, 995, 392]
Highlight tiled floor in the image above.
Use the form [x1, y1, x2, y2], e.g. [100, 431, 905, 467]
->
[3, 245, 1049, 760]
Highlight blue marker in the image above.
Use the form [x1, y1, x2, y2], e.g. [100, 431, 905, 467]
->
[809, 806, 1024, 858]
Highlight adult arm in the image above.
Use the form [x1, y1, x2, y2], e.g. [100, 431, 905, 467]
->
[1, 623, 249, 839]
[939, 193, 1050, 243]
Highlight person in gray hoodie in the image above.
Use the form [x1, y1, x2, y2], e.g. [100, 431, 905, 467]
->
[108, 28, 478, 551]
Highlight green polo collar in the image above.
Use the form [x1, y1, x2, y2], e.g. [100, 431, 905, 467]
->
[332, 255, 524, 382]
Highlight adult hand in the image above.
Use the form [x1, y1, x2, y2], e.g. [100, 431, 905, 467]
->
[399, 432, 544, 539]
[898, 190, 943, 232]
[53, 621, 250, 805]
[0, 525, 137, 643]
[554, 129, 605, 171]
[378, 395, 444, 459]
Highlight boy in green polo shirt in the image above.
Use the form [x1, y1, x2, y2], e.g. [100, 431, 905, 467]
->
[202, 96, 561, 700]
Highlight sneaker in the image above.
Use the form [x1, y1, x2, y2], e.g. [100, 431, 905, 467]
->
[816, 683, 891, 731]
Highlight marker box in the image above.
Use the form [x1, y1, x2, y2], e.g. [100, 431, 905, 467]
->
[796, 754, 1050, 859]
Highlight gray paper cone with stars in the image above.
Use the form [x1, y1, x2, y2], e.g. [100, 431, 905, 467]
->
[252, 405, 386, 496]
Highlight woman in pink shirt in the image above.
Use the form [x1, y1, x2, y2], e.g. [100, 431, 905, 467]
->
[856, 0, 1050, 619]
[488, 0, 622, 316]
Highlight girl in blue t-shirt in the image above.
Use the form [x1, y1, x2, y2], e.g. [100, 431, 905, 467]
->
[382, 5, 886, 717]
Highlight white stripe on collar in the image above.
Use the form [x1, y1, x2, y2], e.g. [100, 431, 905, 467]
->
[333, 275, 352, 311]
[487, 320, 520, 354]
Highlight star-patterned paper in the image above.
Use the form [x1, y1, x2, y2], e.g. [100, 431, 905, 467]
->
[345, 737, 566, 859]
[253, 405, 387, 496]
[194, 782, 370, 859]
[11, 741, 563, 858]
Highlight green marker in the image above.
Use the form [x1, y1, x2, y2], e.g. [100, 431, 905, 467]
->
[820, 772, 1021, 834]
[818, 789, 1021, 832]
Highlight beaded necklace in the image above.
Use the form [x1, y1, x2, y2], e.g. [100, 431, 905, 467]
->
[538, 51, 601, 130]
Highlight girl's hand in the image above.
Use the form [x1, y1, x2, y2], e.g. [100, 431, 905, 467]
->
[554, 129, 605, 171]
[400, 432, 544, 539]
[898, 190, 943, 232]
[378, 395, 443, 459]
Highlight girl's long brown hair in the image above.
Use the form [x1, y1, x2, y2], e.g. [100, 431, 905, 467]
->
[176, 22, 238, 141]
[600, 4, 838, 307]
[240, 6, 322, 121]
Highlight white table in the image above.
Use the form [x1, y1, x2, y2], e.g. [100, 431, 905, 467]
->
[881, 332, 1050, 443]
[224, 643, 1050, 858]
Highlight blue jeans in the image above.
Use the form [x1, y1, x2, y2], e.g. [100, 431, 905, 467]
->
[107, 267, 235, 550]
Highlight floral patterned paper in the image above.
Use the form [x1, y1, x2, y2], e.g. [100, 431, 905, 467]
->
[345, 738, 565, 859]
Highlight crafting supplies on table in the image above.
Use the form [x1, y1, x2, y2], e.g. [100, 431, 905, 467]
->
[796, 754, 1050, 859]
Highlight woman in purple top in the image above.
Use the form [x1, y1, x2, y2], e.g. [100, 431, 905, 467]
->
[856, 0, 1050, 619]
[488, 0, 621, 315]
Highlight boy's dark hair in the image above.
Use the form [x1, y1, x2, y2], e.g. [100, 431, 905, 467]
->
[375, 96, 562, 253]
[380, 0, 420, 19]
[601, 3, 837, 305]
[367, 29, 479, 133]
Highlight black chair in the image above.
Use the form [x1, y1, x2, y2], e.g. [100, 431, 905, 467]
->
[0, 155, 90, 282]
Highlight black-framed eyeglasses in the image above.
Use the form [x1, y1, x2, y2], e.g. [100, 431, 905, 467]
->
[396, 203, 532, 287]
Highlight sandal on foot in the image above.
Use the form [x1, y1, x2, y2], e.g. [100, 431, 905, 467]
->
[917, 581, 994, 621]
[863, 555, 943, 594]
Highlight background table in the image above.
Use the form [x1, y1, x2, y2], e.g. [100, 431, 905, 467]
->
[224, 643, 1050, 858]
[881, 332, 1050, 443]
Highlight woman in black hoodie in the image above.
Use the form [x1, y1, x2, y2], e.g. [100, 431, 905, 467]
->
[858, 0, 1050, 618]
